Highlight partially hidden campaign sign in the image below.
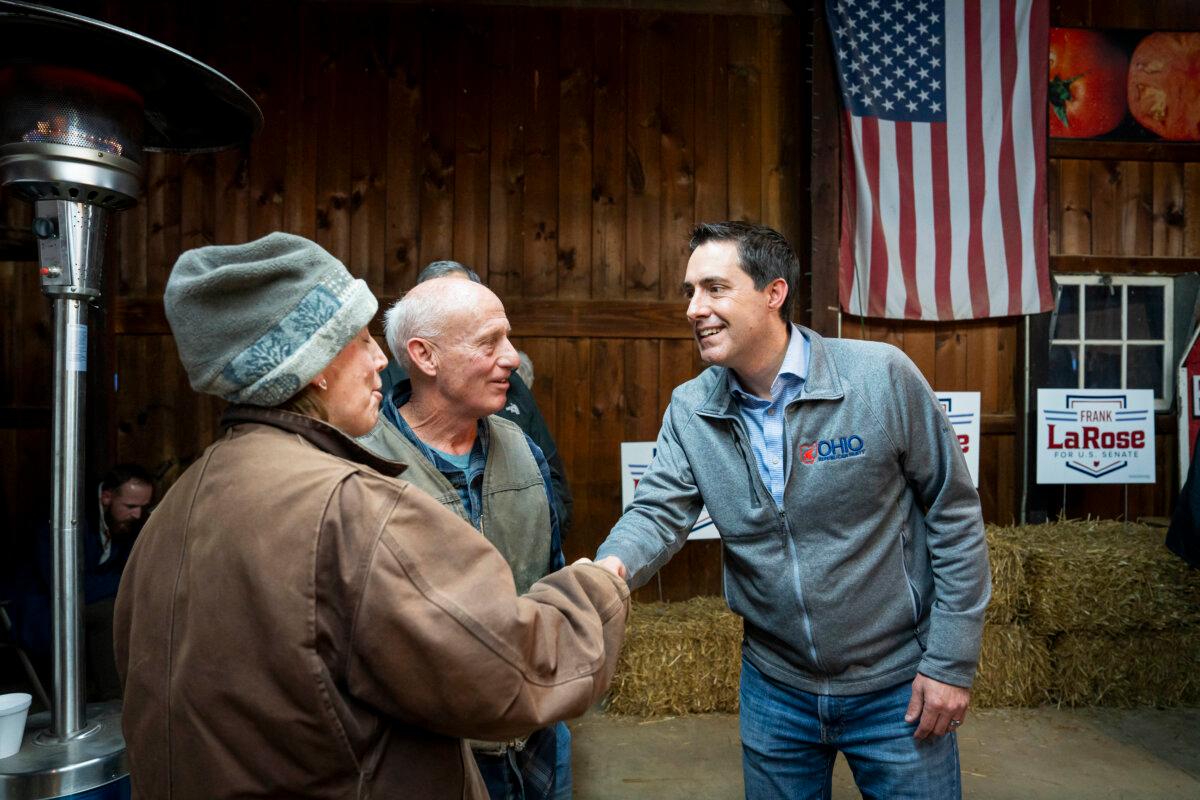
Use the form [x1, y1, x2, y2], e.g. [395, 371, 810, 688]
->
[1037, 389, 1155, 484]
[621, 442, 718, 541]
[936, 392, 980, 488]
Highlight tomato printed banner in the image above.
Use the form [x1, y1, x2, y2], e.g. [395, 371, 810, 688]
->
[1051, 27, 1200, 142]
[936, 392, 981, 488]
[1036, 389, 1156, 485]
[620, 442, 718, 541]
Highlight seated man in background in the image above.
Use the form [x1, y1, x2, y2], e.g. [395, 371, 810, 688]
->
[373, 260, 573, 538]
[24, 464, 154, 700]
[363, 275, 569, 800]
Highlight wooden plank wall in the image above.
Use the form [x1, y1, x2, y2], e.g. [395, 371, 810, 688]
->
[808, 0, 1200, 525]
[0, 0, 803, 601]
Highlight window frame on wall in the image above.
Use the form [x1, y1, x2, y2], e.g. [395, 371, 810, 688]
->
[1047, 273, 1174, 412]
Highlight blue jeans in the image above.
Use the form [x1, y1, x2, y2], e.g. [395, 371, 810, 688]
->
[476, 722, 571, 800]
[739, 658, 961, 800]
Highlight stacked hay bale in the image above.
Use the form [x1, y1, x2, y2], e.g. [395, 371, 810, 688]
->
[973, 529, 1052, 707]
[605, 520, 1200, 716]
[1006, 519, 1200, 707]
[605, 596, 742, 716]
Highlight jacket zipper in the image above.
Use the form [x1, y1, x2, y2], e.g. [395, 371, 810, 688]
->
[729, 424, 762, 508]
[726, 416, 828, 678]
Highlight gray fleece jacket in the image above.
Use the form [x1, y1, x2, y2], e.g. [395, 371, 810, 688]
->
[597, 326, 990, 696]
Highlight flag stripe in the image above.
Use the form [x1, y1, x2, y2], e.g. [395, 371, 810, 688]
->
[1028, 0, 1053, 310]
[996, 0, 1025, 316]
[930, 122, 954, 320]
[979, 0, 1015, 316]
[944, 0, 973, 318]
[860, 115, 889, 318]
[894, 123, 923, 319]
[839, 111, 858, 314]
[911, 124, 939, 320]
[963, 0, 990, 318]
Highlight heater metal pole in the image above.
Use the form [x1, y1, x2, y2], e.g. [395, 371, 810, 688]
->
[50, 294, 88, 739]
[35, 198, 108, 741]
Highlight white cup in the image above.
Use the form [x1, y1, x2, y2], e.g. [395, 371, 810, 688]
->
[0, 692, 32, 759]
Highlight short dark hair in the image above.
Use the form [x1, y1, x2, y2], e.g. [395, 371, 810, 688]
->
[689, 222, 799, 322]
[415, 260, 482, 285]
[100, 463, 154, 494]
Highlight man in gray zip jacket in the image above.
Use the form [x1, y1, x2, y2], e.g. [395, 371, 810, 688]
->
[596, 222, 989, 800]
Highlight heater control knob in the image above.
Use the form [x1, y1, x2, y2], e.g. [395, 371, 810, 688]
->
[32, 217, 59, 239]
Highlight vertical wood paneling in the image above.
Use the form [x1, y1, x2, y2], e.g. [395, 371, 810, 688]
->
[659, 15, 697, 300]
[1059, 159, 1092, 254]
[557, 12, 595, 300]
[693, 15, 729, 226]
[248, 1, 288, 247]
[1089, 160, 1117, 255]
[1153, 162, 1185, 257]
[521, 13, 561, 297]
[728, 17, 763, 223]
[418, 13, 456, 266]
[452, 16, 492, 273]
[488, 12, 524, 294]
[555, 338, 592, 561]
[591, 13, 627, 299]
[350, 5, 390, 287]
[1186, 163, 1200, 257]
[383, 7, 422, 293]
[313, 6, 351, 263]
[624, 13, 663, 298]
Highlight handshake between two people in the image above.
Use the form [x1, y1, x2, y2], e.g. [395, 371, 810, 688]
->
[572, 555, 628, 581]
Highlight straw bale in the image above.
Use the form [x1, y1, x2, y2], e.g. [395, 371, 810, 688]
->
[972, 623, 1051, 708]
[1049, 630, 1200, 707]
[1004, 519, 1200, 634]
[606, 597, 742, 717]
[984, 527, 1028, 625]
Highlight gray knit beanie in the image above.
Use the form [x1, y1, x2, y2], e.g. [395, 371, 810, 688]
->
[164, 232, 378, 406]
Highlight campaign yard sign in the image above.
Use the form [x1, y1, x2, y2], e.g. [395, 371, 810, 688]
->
[620, 442, 718, 541]
[936, 392, 981, 488]
[1037, 389, 1155, 484]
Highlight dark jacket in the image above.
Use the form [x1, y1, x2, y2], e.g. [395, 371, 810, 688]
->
[114, 406, 628, 799]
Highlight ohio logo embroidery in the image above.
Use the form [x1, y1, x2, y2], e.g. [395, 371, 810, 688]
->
[800, 434, 865, 464]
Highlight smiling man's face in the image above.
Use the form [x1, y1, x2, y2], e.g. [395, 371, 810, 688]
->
[683, 241, 780, 376]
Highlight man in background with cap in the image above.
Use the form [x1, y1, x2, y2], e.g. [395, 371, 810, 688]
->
[364, 275, 571, 800]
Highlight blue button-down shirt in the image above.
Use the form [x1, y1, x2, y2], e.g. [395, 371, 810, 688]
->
[728, 325, 810, 508]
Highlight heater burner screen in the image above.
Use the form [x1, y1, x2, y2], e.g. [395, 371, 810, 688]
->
[0, 66, 142, 162]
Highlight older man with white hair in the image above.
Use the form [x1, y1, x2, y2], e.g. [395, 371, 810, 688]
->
[364, 276, 570, 800]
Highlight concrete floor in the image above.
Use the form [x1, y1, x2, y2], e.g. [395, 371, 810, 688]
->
[571, 707, 1200, 799]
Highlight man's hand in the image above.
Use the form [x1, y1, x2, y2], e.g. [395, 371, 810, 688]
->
[904, 673, 970, 739]
[592, 556, 627, 580]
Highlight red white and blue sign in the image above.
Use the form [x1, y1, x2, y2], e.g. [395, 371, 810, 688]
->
[621, 442, 717, 541]
[936, 391, 980, 488]
[1036, 389, 1155, 484]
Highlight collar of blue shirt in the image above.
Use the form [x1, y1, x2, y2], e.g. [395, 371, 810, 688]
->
[728, 324, 811, 404]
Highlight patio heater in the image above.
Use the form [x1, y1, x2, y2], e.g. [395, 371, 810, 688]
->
[0, 2, 260, 796]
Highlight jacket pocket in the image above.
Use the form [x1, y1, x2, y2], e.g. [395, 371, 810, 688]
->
[897, 524, 922, 627]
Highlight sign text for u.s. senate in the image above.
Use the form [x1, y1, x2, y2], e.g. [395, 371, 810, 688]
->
[1036, 389, 1155, 484]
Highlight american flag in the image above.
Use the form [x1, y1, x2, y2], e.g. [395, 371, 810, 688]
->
[828, 0, 1053, 321]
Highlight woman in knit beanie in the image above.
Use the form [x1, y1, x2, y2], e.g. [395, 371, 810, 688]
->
[112, 233, 630, 800]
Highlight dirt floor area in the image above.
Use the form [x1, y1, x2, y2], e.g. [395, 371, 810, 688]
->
[571, 707, 1200, 799]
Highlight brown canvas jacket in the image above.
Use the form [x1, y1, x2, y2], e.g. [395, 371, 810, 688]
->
[113, 406, 629, 799]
